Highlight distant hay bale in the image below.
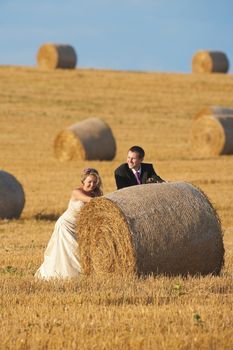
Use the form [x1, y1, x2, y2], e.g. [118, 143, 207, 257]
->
[0, 170, 25, 219]
[78, 182, 224, 276]
[37, 44, 77, 69]
[195, 106, 233, 120]
[54, 117, 116, 161]
[192, 51, 229, 73]
[192, 106, 233, 156]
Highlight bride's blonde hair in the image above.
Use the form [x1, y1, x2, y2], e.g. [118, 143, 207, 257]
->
[81, 168, 103, 196]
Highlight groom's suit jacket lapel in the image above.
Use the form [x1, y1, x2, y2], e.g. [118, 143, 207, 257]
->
[126, 164, 149, 185]
[127, 167, 138, 185]
[140, 164, 149, 184]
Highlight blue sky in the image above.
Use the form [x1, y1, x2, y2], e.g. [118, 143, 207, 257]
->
[1, 0, 233, 73]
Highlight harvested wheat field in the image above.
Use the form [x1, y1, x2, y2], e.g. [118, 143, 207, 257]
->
[0, 66, 233, 349]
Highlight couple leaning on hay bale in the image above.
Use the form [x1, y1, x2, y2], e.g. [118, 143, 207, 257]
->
[35, 146, 224, 280]
[35, 146, 165, 279]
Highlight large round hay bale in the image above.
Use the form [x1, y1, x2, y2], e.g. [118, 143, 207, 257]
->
[78, 182, 224, 276]
[195, 106, 233, 120]
[0, 170, 25, 219]
[192, 106, 233, 156]
[37, 43, 77, 69]
[54, 117, 116, 161]
[192, 51, 229, 73]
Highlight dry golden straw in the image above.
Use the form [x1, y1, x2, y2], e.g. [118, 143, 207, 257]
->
[54, 117, 116, 161]
[0, 170, 25, 219]
[192, 51, 229, 73]
[78, 182, 224, 276]
[37, 43, 77, 69]
[192, 106, 233, 156]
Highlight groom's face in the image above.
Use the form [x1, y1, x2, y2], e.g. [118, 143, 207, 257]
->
[127, 151, 143, 170]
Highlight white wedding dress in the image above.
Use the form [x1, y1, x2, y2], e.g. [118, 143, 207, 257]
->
[35, 199, 85, 279]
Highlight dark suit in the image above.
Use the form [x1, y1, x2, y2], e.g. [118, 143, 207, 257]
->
[114, 163, 164, 189]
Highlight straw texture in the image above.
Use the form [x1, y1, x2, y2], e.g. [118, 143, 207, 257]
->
[54, 117, 116, 161]
[0, 170, 25, 219]
[192, 106, 233, 156]
[78, 182, 224, 276]
[192, 51, 229, 73]
[37, 44, 77, 69]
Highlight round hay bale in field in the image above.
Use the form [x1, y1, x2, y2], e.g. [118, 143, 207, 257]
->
[37, 43, 77, 69]
[195, 106, 233, 120]
[78, 182, 224, 276]
[54, 117, 116, 161]
[0, 170, 25, 219]
[192, 107, 233, 156]
[192, 51, 229, 73]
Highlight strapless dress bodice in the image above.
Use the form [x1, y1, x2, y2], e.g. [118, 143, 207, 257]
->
[59, 200, 85, 227]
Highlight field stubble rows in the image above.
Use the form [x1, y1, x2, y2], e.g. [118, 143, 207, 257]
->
[0, 66, 233, 349]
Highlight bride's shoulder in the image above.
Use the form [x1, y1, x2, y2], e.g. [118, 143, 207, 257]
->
[72, 187, 82, 195]
[71, 187, 93, 203]
[71, 188, 83, 200]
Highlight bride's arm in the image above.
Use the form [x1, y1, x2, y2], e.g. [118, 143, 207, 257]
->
[71, 188, 93, 203]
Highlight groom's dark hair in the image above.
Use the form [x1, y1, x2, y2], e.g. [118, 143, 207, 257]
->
[128, 146, 145, 159]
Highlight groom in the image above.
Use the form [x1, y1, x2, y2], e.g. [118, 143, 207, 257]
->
[114, 145, 165, 189]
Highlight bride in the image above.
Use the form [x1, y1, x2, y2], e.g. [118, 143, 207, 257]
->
[35, 168, 103, 279]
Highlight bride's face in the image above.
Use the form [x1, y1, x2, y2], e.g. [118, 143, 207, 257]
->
[82, 175, 98, 192]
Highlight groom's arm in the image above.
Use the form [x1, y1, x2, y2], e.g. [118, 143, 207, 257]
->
[114, 165, 130, 189]
[115, 170, 127, 189]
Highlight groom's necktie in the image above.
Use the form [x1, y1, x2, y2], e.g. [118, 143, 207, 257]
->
[135, 171, 141, 185]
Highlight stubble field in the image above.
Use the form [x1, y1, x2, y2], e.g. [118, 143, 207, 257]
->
[0, 66, 233, 349]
